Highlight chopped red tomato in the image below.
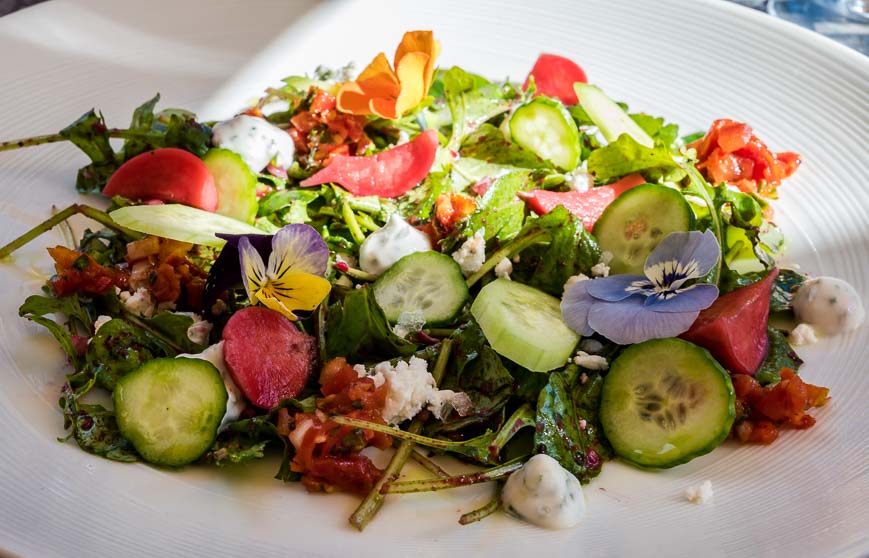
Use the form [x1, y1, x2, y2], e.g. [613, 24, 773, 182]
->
[287, 358, 392, 495]
[518, 173, 646, 230]
[435, 192, 477, 230]
[300, 129, 439, 198]
[286, 88, 370, 169]
[731, 369, 829, 444]
[523, 53, 588, 105]
[690, 119, 800, 197]
[47, 246, 128, 296]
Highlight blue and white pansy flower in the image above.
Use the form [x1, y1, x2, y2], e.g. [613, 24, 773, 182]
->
[561, 230, 720, 345]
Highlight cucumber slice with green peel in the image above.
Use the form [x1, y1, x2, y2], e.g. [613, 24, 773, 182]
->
[373, 251, 468, 325]
[114, 357, 228, 467]
[600, 338, 735, 469]
[110, 204, 262, 247]
[593, 184, 693, 275]
[573, 83, 654, 148]
[509, 97, 581, 171]
[471, 279, 579, 372]
[203, 148, 258, 224]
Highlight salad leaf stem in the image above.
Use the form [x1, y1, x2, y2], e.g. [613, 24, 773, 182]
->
[380, 458, 523, 494]
[423, 327, 458, 338]
[0, 127, 171, 153]
[0, 204, 142, 259]
[681, 162, 723, 284]
[348, 338, 453, 531]
[339, 266, 377, 282]
[410, 449, 450, 478]
[458, 490, 502, 525]
[341, 199, 366, 245]
[465, 228, 547, 288]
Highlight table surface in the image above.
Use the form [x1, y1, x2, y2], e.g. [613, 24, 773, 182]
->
[0, 0, 866, 55]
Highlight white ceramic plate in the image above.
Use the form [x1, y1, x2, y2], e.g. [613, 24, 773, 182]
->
[0, 1, 867, 556]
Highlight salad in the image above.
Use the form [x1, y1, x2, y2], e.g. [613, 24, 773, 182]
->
[0, 31, 864, 530]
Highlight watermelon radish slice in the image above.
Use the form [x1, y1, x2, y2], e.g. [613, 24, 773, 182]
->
[518, 173, 646, 230]
[680, 269, 779, 376]
[523, 54, 588, 105]
[222, 307, 317, 408]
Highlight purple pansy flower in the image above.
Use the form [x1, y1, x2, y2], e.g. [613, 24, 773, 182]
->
[561, 230, 720, 345]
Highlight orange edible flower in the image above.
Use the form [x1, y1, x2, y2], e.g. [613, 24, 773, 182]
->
[337, 31, 440, 119]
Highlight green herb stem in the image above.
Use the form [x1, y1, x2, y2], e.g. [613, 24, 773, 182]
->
[410, 449, 450, 478]
[683, 162, 723, 284]
[348, 339, 453, 531]
[341, 266, 377, 282]
[465, 228, 547, 288]
[0, 132, 68, 152]
[381, 458, 522, 495]
[0, 204, 142, 259]
[423, 328, 458, 338]
[341, 199, 366, 245]
[459, 491, 502, 525]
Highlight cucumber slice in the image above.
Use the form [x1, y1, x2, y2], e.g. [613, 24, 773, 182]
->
[110, 204, 262, 247]
[600, 338, 735, 469]
[509, 97, 581, 171]
[114, 357, 228, 467]
[471, 279, 578, 372]
[593, 184, 693, 275]
[573, 83, 654, 148]
[373, 251, 468, 325]
[203, 148, 258, 224]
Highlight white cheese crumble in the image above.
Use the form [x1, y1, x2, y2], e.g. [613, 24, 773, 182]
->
[685, 480, 714, 505]
[186, 315, 213, 346]
[789, 323, 818, 346]
[563, 273, 590, 294]
[178, 341, 246, 432]
[358, 214, 432, 275]
[354, 357, 472, 425]
[392, 310, 426, 339]
[494, 257, 513, 280]
[573, 351, 608, 370]
[119, 288, 156, 318]
[502, 454, 586, 529]
[566, 168, 592, 192]
[591, 262, 610, 278]
[451, 229, 486, 277]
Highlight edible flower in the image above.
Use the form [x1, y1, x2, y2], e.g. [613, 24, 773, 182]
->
[561, 231, 720, 345]
[336, 31, 440, 119]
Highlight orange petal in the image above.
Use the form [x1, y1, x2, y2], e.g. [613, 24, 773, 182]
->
[369, 97, 399, 120]
[395, 31, 440, 93]
[355, 52, 400, 97]
[393, 51, 429, 116]
[336, 81, 376, 115]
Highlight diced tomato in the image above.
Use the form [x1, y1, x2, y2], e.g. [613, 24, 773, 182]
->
[103, 148, 218, 211]
[523, 53, 588, 105]
[435, 192, 477, 230]
[518, 173, 646, 230]
[286, 88, 370, 169]
[300, 129, 439, 197]
[47, 246, 128, 296]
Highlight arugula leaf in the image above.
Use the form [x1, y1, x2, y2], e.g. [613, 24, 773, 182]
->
[401, 171, 451, 220]
[205, 416, 284, 467]
[535, 370, 602, 483]
[78, 228, 128, 266]
[630, 113, 680, 148]
[770, 269, 807, 313]
[568, 370, 612, 463]
[325, 287, 417, 361]
[60, 387, 138, 462]
[755, 326, 804, 386]
[19, 293, 96, 370]
[587, 133, 683, 182]
[86, 319, 171, 390]
[466, 171, 532, 242]
[59, 110, 117, 193]
[459, 124, 548, 169]
[144, 311, 205, 354]
[525, 206, 602, 297]
[441, 67, 512, 150]
[450, 157, 522, 191]
[258, 189, 321, 225]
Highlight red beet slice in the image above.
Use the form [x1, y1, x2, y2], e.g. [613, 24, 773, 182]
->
[680, 269, 779, 376]
[222, 307, 316, 408]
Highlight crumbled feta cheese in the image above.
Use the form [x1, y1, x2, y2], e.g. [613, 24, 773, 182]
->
[790, 323, 818, 346]
[685, 480, 714, 505]
[397, 130, 411, 145]
[178, 341, 246, 431]
[591, 262, 610, 278]
[573, 351, 609, 370]
[512, 254, 521, 264]
[451, 229, 486, 277]
[566, 168, 592, 192]
[183, 314, 213, 346]
[392, 310, 426, 339]
[357, 356, 472, 425]
[563, 273, 590, 294]
[494, 257, 513, 280]
[93, 315, 112, 333]
[119, 288, 156, 318]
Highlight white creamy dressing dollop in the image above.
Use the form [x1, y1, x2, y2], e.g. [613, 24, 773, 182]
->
[501, 454, 585, 529]
[358, 214, 432, 275]
[211, 114, 295, 172]
[792, 276, 865, 336]
[178, 341, 246, 431]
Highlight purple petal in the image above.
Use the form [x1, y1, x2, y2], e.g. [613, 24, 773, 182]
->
[587, 296, 700, 345]
[586, 274, 652, 301]
[202, 234, 274, 314]
[560, 280, 596, 337]
[217, 232, 273, 257]
[643, 283, 719, 313]
[270, 224, 329, 276]
[644, 230, 720, 288]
